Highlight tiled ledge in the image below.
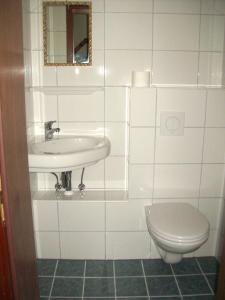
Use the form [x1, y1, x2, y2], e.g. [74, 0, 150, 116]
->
[32, 190, 128, 202]
[30, 86, 104, 95]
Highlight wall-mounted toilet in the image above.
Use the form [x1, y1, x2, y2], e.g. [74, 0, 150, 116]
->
[145, 203, 210, 264]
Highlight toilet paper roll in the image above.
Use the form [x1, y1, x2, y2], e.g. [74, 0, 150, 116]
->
[132, 71, 150, 87]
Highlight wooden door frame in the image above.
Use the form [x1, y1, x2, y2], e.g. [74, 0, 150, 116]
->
[0, 0, 39, 298]
[0, 169, 14, 299]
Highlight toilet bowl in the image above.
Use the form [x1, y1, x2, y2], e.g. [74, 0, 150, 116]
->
[145, 203, 210, 264]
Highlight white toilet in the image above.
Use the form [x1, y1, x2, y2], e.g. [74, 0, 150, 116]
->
[145, 203, 210, 264]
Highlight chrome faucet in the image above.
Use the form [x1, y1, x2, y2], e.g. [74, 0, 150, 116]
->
[44, 121, 60, 141]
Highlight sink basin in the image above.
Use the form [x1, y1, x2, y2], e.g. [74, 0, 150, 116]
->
[28, 135, 110, 172]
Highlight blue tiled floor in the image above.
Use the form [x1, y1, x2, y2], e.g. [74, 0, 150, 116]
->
[38, 257, 218, 300]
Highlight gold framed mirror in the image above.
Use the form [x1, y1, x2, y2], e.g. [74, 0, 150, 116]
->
[43, 1, 92, 66]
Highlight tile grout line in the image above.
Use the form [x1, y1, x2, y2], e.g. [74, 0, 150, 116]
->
[39, 272, 216, 279]
[113, 260, 117, 299]
[82, 261, 87, 300]
[103, 0, 107, 260]
[141, 260, 150, 298]
[170, 263, 183, 300]
[197, 0, 202, 86]
[195, 258, 214, 295]
[48, 259, 59, 300]
[197, 89, 208, 209]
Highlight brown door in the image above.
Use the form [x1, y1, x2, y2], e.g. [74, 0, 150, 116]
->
[0, 176, 14, 299]
[0, 0, 39, 299]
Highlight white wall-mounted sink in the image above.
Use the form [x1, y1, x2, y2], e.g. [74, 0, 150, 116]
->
[28, 135, 110, 173]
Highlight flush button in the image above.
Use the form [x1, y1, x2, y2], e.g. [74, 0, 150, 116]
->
[160, 112, 185, 136]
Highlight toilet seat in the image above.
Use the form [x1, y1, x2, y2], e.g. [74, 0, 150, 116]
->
[146, 203, 209, 244]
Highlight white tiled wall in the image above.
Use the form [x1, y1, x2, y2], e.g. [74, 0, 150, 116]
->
[25, 0, 225, 259]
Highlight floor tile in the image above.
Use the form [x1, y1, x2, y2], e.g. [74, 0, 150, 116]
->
[143, 259, 172, 276]
[151, 297, 181, 300]
[38, 277, 53, 297]
[84, 278, 115, 297]
[56, 259, 85, 277]
[118, 298, 149, 300]
[37, 259, 57, 276]
[206, 274, 218, 293]
[50, 298, 81, 300]
[85, 260, 113, 277]
[183, 296, 215, 300]
[197, 257, 219, 274]
[176, 275, 211, 295]
[115, 260, 143, 276]
[51, 278, 83, 297]
[83, 298, 115, 300]
[116, 277, 147, 297]
[172, 258, 201, 275]
[146, 276, 179, 297]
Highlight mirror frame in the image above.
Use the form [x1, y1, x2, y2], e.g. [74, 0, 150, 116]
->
[43, 1, 92, 66]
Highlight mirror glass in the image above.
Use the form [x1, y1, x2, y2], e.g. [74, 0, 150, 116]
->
[43, 1, 92, 66]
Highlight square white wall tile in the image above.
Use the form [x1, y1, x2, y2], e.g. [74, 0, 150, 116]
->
[203, 128, 225, 163]
[200, 15, 225, 52]
[105, 0, 153, 12]
[40, 94, 58, 122]
[72, 160, 105, 189]
[155, 128, 204, 163]
[60, 232, 105, 259]
[152, 51, 198, 85]
[58, 201, 105, 231]
[58, 92, 104, 122]
[35, 232, 60, 259]
[106, 199, 151, 231]
[200, 164, 225, 197]
[154, 14, 199, 51]
[57, 50, 104, 86]
[154, 0, 201, 13]
[199, 198, 221, 230]
[59, 122, 105, 136]
[154, 164, 201, 198]
[105, 87, 128, 122]
[105, 123, 127, 155]
[130, 128, 155, 163]
[129, 164, 154, 198]
[92, 0, 105, 13]
[105, 13, 152, 50]
[105, 156, 127, 189]
[106, 232, 150, 259]
[199, 52, 223, 86]
[93, 13, 104, 49]
[33, 200, 58, 231]
[201, 0, 225, 15]
[206, 89, 225, 127]
[37, 173, 57, 190]
[31, 50, 57, 86]
[156, 88, 206, 127]
[130, 88, 156, 127]
[30, 13, 42, 50]
[105, 50, 152, 86]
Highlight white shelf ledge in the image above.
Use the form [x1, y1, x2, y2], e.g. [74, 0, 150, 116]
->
[30, 86, 104, 95]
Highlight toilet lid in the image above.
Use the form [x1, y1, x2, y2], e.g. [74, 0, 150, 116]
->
[147, 203, 209, 242]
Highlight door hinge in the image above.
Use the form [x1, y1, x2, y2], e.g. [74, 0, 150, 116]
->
[0, 176, 5, 224]
[0, 202, 5, 223]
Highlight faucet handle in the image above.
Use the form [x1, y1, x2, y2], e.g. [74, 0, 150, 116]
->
[45, 120, 56, 130]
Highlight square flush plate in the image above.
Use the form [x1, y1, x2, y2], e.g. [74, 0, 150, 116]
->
[160, 112, 185, 136]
